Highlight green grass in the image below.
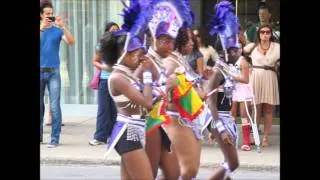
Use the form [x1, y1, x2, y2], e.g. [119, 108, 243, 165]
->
[235, 116, 280, 125]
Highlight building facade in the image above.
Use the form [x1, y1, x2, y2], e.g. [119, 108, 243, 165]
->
[50, 0, 126, 104]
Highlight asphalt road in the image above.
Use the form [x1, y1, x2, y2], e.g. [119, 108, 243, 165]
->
[41, 165, 280, 180]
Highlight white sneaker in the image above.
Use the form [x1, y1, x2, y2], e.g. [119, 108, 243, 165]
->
[89, 139, 105, 146]
[47, 143, 58, 148]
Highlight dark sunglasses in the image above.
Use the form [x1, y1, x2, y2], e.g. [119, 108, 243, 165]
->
[260, 30, 271, 35]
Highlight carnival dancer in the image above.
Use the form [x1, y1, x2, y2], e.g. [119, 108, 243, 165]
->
[103, 1, 159, 179]
[134, 11, 181, 179]
[156, 1, 214, 178]
[206, 58, 240, 180]
[163, 25, 216, 180]
[206, 1, 242, 179]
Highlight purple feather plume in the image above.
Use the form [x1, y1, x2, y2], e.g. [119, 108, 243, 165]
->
[150, 0, 193, 28]
[119, 0, 156, 51]
[120, 0, 155, 37]
[171, 0, 194, 27]
[208, 0, 240, 50]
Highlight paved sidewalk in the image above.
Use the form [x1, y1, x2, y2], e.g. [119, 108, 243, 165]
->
[41, 105, 280, 171]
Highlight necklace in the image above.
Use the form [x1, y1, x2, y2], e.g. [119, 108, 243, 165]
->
[260, 43, 270, 55]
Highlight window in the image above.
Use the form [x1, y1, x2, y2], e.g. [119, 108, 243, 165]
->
[49, 0, 125, 104]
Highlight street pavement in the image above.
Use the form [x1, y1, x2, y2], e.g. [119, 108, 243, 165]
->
[41, 104, 280, 172]
[41, 165, 280, 180]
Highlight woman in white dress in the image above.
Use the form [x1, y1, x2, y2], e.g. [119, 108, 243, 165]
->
[243, 24, 280, 147]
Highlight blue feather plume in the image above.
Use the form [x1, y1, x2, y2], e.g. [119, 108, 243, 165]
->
[182, 0, 195, 26]
[208, 0, 240, 50]
[171, 0, 194, 27]
[120, 0, 194, 39]
[120, 0, 155, 38]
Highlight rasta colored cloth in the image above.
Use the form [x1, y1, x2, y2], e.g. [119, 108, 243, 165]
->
[172, 73, 204, 121]
[146, 100, 171, 135]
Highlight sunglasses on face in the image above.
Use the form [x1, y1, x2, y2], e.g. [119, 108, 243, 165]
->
[260, 30, 271, 35]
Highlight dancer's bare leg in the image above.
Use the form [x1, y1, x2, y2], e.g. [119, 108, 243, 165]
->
[121, 149, 153, 179]
[159, 146, 180, 180]
[164, 118, 201, 180]
[145, 128, 162, 178]
[120, 159, 130, 180]
[208, 129, 239, 180]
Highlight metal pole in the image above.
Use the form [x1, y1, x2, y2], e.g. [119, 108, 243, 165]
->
[236, 0, 238, 16]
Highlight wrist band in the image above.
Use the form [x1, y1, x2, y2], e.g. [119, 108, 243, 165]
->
[144, 82, 153, 86]
[143, 71, 153, 84]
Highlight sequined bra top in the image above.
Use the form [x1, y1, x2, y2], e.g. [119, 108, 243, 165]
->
[108, 65, 144, 110]
[146, 48, 168, 103]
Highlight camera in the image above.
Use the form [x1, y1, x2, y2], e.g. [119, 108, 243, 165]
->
[48, 16, 56, 22]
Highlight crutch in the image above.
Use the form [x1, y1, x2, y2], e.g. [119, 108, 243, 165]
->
[244, 95, 261, 153]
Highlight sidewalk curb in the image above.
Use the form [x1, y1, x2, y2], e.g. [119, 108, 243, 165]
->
[40, 157, 280, 172]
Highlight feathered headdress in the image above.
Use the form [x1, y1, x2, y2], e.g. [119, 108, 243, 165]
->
[120, 0, 154, 52]
[148, 0, 194, 39]
[208, 0, 240, 51]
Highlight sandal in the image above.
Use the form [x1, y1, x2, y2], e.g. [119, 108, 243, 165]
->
[241, 144, 251, 151]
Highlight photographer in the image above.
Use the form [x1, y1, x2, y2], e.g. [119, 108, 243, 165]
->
[40, 0, 75, 148]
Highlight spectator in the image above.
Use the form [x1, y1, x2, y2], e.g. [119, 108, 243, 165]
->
[192, 27, 219, 69]
[229, 43, 253, 151]
[89, 22, 120, 146]
[243, 24, 280, 147]
[186, 30, 204, 76]
[40, 0, 75, 148]
[245, 5, 280, 44]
